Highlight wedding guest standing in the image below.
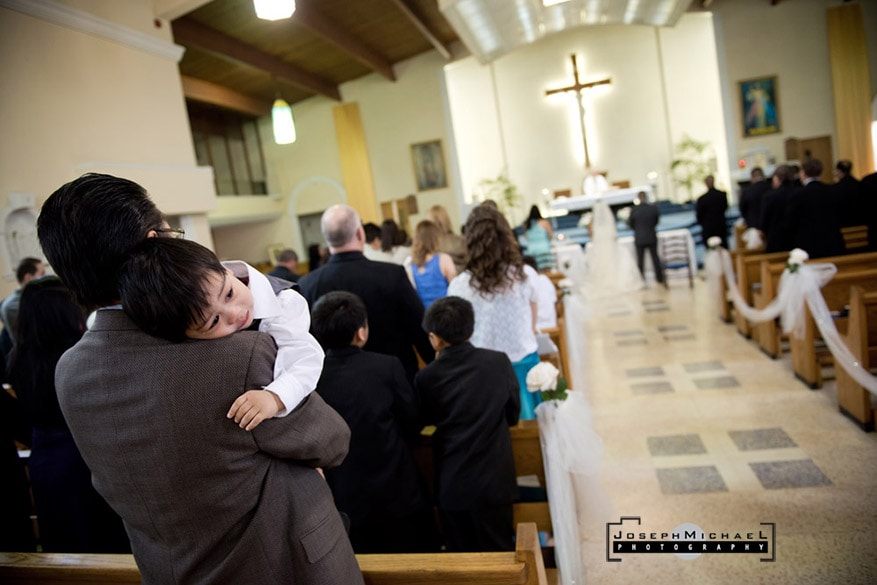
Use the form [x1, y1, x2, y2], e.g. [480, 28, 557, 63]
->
[788, 158, 845, 259]
[406, 220, 457, 309]
[627, 191, 665, 286]
[415, 296, 519, 552]
[447, 204, 541, 419]
[427, 205, 467, 272]
[521, 205, 554, 271]
[7, 277, 129, 553]
[696, 175, 729, 249]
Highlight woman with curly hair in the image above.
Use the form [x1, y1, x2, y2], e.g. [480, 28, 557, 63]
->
[405, 220, 457, 309]
[447, 204, 541, 419]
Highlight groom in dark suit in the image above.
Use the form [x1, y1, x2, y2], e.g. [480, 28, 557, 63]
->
[298, 204, 434, 382]
[37, 174, 362, 585]
[627, 191, 665, 286]
[696, 175, 729, 249]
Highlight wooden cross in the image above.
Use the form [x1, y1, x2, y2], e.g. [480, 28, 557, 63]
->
[545, 54, 611, 170]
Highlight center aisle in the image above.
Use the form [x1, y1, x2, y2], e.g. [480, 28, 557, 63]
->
[563, 279, 877, 584]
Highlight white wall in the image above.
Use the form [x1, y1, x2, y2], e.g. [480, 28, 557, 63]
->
[0, 0, 213, 297]
[213, 50, 461, 265]
[445, 13, 728, 217]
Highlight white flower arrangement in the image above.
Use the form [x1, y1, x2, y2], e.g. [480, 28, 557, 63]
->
[616, 206, 631, 222]
[707, 236, 722, 250]
[786, 248, 809, 273]
[526, 362, 568, 402]
[577, 212, 593, 229]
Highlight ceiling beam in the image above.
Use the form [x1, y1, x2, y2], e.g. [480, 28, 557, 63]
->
[172, 17, 341, 101]
[294, 4, 396, 81]
[181, 75, 270, 117]
[388, 0, 452, 60]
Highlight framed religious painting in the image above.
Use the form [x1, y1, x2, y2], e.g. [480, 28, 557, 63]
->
[410, 140, 448, 191]
[738, 76, 781, 137]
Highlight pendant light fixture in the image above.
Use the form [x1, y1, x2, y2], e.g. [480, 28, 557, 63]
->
[272, 96, 296, 144]
[254, 0, 296, 21]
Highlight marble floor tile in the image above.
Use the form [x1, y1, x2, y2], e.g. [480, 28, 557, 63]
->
[625, 366, 665, 377]
[657, 325, 688, 332]
[729, 428, 797, 451]
[647, 434, 707, 456]
[631, 381, 674, 395]
[614, 329, 645, 336]
[693, 375, 741, 390]
[618, 339, 648, 346]
[748, 460, 833, 490]
[655, 465, 728, 494]
[683, 360, 725, 373]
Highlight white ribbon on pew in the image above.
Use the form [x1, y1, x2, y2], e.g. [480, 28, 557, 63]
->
[536, 392, 609, 585]
[706, 247, 877, 396]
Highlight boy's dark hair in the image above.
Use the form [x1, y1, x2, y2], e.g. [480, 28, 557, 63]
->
[15, 257, 43, 284]
[363, 222, 381, 243]
[521, 255, 538, 272]
[118, 238, 226, 342]
[37, 173, 165, 310]
[311, 291, 368, 350]
[422, 296, 474, 345]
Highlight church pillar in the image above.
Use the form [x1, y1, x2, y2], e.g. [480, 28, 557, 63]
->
[332, 102, 380, 223]
[827, 3, 875, 176]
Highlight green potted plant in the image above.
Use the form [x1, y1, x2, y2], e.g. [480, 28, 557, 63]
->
[670, 134, 715, 202]
[474, 170, 523, 222]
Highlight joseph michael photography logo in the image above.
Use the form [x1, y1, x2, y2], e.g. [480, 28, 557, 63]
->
[606, 517, 775, 562]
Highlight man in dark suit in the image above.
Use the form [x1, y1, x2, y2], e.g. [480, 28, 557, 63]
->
[739, 167, 771, 231]
[861, 171, 877, 251]
[695, 175, 729, 249]
[268, 248, 300, 282]
[788, 158, 845, 259]
[832, 160, 863, 228]
[627, 191, 665, 287]
[37, 174, 362, 585]
[298, 204, 433, 381]
[760, 165, 800, 253]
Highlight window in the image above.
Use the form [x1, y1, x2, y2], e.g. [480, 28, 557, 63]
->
[187, 103, 268, 196]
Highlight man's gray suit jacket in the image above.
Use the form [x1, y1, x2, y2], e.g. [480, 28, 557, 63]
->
[56, 309, 363, 585]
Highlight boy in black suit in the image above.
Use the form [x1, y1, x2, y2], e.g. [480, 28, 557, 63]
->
[311, 291, 438, 553]
[415, 296, 520, 552]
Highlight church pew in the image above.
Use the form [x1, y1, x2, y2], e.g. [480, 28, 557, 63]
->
[733, 250, 789, 337]
[788, 269, 877, 389]
[753, 251, 877, 358]
[841, 224, 869, 252]
[834, 286, 877, 430]
[0, 522, 549, 585]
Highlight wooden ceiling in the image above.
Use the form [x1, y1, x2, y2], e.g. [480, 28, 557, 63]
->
[172, 0, 460, 117]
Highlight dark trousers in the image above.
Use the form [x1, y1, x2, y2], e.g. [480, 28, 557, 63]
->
[439, 504, 514, 552]
[635, 243, 664, 284]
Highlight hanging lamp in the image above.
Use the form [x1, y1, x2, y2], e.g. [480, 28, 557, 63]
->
[272, 97, 296, 144]
[254, 0, 296, 21]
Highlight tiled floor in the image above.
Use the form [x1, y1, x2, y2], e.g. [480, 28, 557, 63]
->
[563, 278, 877, 584]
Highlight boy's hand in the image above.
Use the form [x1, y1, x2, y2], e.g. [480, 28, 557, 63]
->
[227, 390, 284, 431]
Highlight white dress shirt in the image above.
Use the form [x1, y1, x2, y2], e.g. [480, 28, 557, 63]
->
[224, 261, 325, 416]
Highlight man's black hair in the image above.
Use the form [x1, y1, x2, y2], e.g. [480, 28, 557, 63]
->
[422, 296, 474, 345]
[311, 291, 368, 350]
[37, 173, 164, 310]
[15, 257, 43, 284]
[118, 238, 226, 342]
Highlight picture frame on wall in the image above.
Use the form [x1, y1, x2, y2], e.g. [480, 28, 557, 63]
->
[738, 76, 780, 137]
[410, 140, 448, 191]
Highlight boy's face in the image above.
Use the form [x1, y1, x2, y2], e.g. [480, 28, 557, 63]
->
[185, 268, 255, 340]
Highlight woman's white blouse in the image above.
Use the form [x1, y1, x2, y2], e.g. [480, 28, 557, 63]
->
[447, 265, 538, 362]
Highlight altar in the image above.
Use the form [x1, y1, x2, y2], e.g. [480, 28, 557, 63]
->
[549, 185, 652, 213]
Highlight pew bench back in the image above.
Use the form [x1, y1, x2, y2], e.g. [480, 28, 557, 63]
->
[0, 523, 549, 585]
[835, 286, 877, 430]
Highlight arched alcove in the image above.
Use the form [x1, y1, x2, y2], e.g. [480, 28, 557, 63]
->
[0, 193, 41, 281]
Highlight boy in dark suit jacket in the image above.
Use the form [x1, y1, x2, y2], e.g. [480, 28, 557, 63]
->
[311, 291, 438, 553]
[415, 296, 520, 552]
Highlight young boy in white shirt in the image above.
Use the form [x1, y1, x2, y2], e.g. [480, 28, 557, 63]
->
[118, 237, 324, 431]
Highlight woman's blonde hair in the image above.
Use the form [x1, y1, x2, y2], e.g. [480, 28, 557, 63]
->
[411, 220, 441, 266]
[427, 205, 453, 235]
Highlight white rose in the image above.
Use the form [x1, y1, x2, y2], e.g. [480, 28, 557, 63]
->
[577, 212, 593, 228]
[788, 248, 809, 265]
[558, 278, 574, 289]
[617, 207, 631, 222]
[707, 236, 722, 249]
[526, 362, 559, 392]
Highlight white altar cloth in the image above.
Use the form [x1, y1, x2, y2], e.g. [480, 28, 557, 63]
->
[549, 185, 653, 213]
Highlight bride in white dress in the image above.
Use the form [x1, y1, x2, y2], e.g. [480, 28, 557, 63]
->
[574, 198, 643, 299]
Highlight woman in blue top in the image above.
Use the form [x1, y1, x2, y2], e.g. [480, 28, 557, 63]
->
[406, 220, 457, 309]
[523, 205, 554, 270]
